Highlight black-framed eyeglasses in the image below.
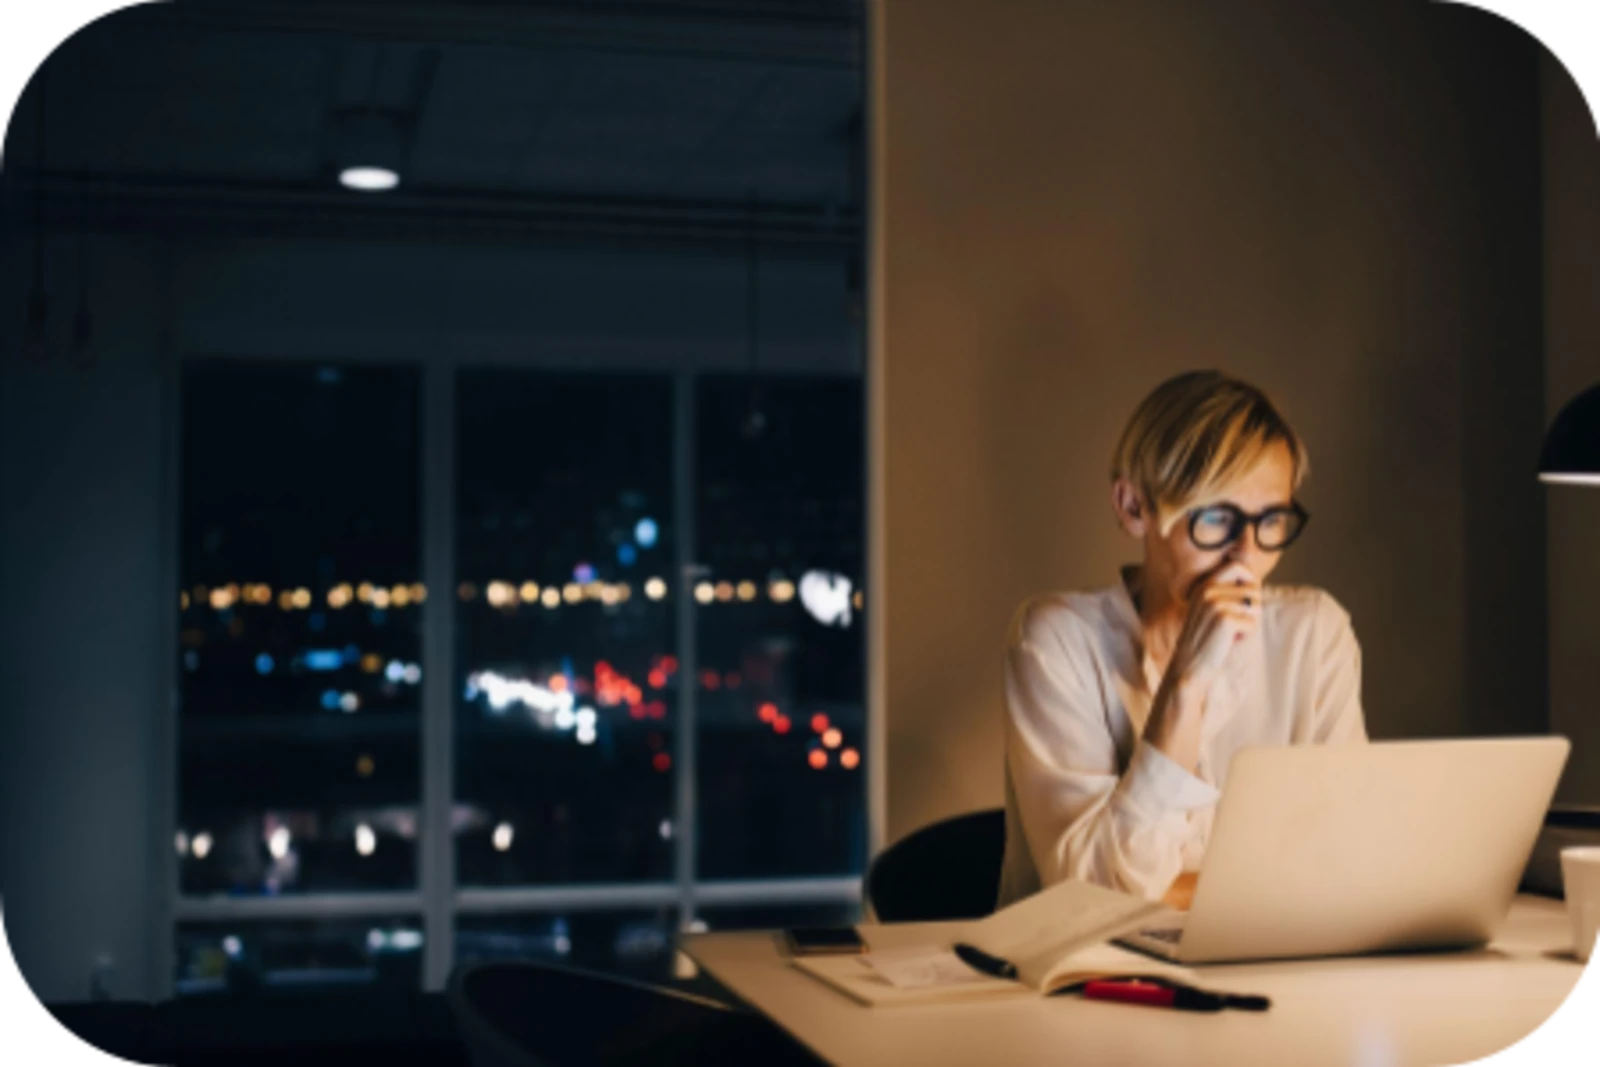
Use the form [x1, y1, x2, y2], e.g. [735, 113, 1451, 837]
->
[1187, 501, 1310, 551]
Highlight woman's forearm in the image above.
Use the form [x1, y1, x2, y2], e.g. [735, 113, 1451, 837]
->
[1142, 674, 1209, 774]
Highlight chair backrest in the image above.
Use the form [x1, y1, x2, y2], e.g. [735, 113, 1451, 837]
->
[446, 959, 748, 1067]
[865, 808, 1006, 923]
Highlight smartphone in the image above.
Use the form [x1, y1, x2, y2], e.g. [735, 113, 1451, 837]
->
[784, 925, 867, 956]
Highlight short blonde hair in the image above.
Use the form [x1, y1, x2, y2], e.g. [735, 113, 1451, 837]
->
[1111, 371, 1309, 536]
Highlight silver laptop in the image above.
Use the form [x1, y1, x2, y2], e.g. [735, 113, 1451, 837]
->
[1118, 736, 1569, 964]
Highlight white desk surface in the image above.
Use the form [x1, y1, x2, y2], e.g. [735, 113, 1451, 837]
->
[683, 895, 1585, 1067]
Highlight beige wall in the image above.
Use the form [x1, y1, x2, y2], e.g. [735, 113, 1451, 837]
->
[872, 0, 1551, 844]
[1543, 55, 1600, 806]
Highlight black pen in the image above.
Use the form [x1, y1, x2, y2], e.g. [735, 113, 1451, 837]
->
[953, 942, 1019, 980]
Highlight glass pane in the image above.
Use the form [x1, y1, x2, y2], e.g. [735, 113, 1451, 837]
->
[694, 377, 867, 879]
[455, 371, 676, 885]
[456, 908, 678, 983]
[175, 917, 423, 996]
[178, 362, 421, 895]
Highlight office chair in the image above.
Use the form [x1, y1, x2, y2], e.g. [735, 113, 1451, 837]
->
[447, 959, 817, 1067]
[865, 808, 1006, 922]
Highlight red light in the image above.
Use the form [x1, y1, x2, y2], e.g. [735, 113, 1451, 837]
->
[661, 656, 679, 674]
[758, 702, 778, 723]
[548, 675, 568, 693]
[810, 713, 830, 734]
[841, 748, 860, 770]
[700, 670, 721, 691]
[648, 702, 667, 720]
[808, 749, 828, 770]
[626, 685, 642, 706]
[648, 670, 667, 689]
[724, 672, 742, 689]
[595, 661, 614, 678]
[773, 715, 792, 735]
[629, 705, 646, 720]
[652, 752, 672, 773]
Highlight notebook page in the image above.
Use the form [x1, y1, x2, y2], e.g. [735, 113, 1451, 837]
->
[965, 878, 1165, 986]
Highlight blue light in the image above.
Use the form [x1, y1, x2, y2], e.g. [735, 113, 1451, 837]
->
[370, 608, 388, 625]
[385, 660, 405, 684]
[343, 644, 362, 664]
[308, 612, 326, 633]
[321, 689, 341, 710]
[573, 562, 596, 584]
[255, 653, 275, 676]
[634, 518, 659, 548]
[617, 544, 637, 567]
[304, 649, 343, 672]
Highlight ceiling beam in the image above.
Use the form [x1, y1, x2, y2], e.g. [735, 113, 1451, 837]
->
[113, 0, 862, 69]
[4, 172, 863, 252]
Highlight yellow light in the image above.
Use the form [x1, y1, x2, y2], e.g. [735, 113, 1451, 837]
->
[853, 590, 864, 610]
[584, 581, 604, 601]
[519, 581, 540, 603]
[562, 583, 584, 604]
[486, 581, 513, 608]
[736, 581, 757, 602]
[356, 754, 375, 777]
[410, 583, 427, 604]
[361, 653, 383, 674]
[769, 579, 795, 603]
[714, 581, 734, 603]
[277, 590, 295, 611]
[823, 728, 843, 749]
[390, 584, 411, 608]
[541, 587, 561, 609]
[180, 591, 190, 611]
[370, 587, 392, 610]
[617, 583, 632, 602]
[209, 588, 234, 610]
[291, 587, 312, 610]
[458, 582, 479, 601]
[645, 577, 667, 601]
[694, 582, 715, 605]
[225, 583, 241, 603]
[600, 584, 621, 607]
[357, 582, 374, 604]
[328, 584, 353, 609]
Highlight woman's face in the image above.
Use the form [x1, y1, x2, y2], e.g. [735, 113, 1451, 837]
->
[1120, 439, 1298, 607]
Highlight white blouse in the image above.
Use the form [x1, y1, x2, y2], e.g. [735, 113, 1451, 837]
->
[996, 573, 1367, 909]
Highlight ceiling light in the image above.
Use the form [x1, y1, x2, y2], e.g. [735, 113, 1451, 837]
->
[334, 109, 407, 193]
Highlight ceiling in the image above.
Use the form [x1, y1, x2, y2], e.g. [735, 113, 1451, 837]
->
[2, 0, 864, 247]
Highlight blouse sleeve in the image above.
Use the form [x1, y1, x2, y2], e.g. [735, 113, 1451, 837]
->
[1310, 591, 1368, 745]
[1004, 599, 1220, 901]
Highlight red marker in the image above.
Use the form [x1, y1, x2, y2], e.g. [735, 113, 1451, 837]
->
[1081, 978, 1269, 1013]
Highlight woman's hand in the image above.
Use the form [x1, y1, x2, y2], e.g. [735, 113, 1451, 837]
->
[1142, 561, 1260, 772]
[1167, 560, 1261, 689]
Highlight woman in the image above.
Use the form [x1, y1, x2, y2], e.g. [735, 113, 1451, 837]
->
[996, 370, 1367, 911]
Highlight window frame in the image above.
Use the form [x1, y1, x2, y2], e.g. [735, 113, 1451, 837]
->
[160, 355, 875, 995]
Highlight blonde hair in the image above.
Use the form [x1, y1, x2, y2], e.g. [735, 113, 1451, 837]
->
[1111, 370, 1309, 536]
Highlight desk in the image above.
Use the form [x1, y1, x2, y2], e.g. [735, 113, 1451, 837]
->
[683, 895, 1583, 1067]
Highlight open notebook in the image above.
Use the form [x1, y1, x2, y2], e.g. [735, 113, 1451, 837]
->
[792, 878, 1194, 1007]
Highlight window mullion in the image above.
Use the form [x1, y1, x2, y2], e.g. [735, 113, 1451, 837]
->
[421, 360, 457, 990]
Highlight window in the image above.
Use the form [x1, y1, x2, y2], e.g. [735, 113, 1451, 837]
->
[694, 376, 867, 880]
[455, 372, 677, 887]
[178, 363, 422, 897]
[173, 362, 868, 993]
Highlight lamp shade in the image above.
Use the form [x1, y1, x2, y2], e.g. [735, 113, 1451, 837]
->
[1539, 383, 1600, 487]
